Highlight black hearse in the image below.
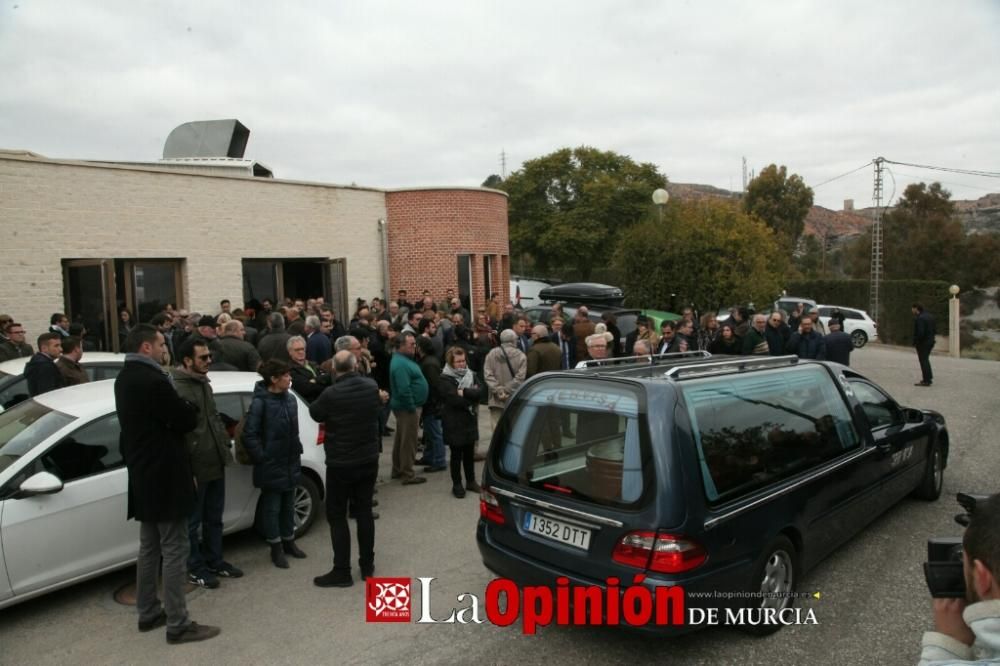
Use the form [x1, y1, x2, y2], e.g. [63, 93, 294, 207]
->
[477, 353, 948, 634]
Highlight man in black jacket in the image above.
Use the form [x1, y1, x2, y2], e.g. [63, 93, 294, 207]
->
[824, 320, 853, 366]
[287, 335, 330, 403]
[116, 324, 220, 644]
[309, 350, 384, 588]
[25, 332, 65, 397]
[912, 303, 936, 386]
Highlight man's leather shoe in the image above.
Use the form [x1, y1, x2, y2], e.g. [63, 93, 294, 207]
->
[282, 540, 307, 559]
[166, 622, 221, 644]
[473, 452, 486, 462]
[465, 481, 483, 493]
[915, 381, 932, 387]
[138, 610, 167, 632]
[361, 565, 375, 581]
[424, 465, 447, 473]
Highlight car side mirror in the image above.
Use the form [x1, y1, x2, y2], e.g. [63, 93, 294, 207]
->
[16, 471, 64, 498]
[905, 408, 925, 424]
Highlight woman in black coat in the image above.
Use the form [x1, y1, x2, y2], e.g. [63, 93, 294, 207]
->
[708, 323, 742, 355]
[244, 359, 306, 568]
[439, 346, 482, 498]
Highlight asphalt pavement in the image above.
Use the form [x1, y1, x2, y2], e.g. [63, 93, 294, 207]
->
[1, 345, 998, 665]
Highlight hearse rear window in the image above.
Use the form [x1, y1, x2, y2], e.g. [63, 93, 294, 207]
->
[682, 365, 860, 503]
[495, 379, 652, 508]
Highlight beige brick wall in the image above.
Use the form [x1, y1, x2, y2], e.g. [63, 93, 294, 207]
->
[0, 155, 388, 340]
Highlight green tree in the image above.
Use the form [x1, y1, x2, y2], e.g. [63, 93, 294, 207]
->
[743, 164, 814, 250]
[842, 182, 999, 288]
[500, 147, 667, 279]
[612, 198, 788, 312]
[481, 174, 504, 189]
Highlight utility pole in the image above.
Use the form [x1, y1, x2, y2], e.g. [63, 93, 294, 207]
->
[742, 157, 748, 193]
[869, 157, 884, 321]
[500, 149, 508, 179]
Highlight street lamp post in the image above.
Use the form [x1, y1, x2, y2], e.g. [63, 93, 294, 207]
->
[652, 188, 669, 224]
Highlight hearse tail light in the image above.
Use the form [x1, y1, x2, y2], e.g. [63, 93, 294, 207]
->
[613, 531, 707, 573]
[316, 423, 326, 445]
[480, 487, 506, 525]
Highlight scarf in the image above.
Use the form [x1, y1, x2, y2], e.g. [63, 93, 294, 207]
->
[442, 363, 475, 390]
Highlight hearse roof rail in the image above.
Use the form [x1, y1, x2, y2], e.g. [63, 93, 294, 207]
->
[663, 355, 800, 380]
[575, 350, 711, 372]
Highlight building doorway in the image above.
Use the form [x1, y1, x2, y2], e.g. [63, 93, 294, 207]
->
[242, 258, 348, 318]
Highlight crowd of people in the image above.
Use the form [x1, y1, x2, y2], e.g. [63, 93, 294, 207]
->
[0, 290, 901, 646]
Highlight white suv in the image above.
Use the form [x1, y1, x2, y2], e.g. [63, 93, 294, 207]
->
[817, 305, 878, 348]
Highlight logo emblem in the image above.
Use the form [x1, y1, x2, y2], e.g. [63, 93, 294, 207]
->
[366, 577, 412, 622]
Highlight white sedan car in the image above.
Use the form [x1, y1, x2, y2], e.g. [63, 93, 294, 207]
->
[0, 372, 326, 610]
[817, 305, 879, 348]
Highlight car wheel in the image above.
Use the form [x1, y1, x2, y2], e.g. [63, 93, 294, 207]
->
[851, 330, 868, 348]
[292, 475, 321, 537]
[739, 535, 798, 636]
[913, 440, 944, 501]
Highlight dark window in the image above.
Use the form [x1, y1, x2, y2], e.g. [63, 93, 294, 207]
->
[496, 379, 652, 507]
[88, 365, 124, 382]
[843, 309, 863, 320]
[849, 381, 899, 429]
[818, 307, 833, 317]
[40, 414, 122, 483]
[683, 366, 860, 503]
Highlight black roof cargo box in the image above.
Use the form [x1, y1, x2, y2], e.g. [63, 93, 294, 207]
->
[538, 282, 625, 306]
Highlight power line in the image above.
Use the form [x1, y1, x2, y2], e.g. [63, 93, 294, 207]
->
[882, 159, 1000, 179]
[889, 170, 999, 193]
[812, 162, 872, 189]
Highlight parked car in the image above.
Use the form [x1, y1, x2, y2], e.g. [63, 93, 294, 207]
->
[510, 276, 554, 308]
[774, 296, 818, 315]
[817, 305, 878, 348]
[0, 353, 125, 413]
[477, 354, 947, 634]
[0, 372, 326, 610]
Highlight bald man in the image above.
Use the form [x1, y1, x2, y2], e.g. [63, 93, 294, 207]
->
[526, 324, 562, 377]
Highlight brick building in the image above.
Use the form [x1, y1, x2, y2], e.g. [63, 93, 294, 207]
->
[0, 149, 509, 350]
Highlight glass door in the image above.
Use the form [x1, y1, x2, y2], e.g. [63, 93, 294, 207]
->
[63, 259, 116, 351]
[125, 261, 183, 323]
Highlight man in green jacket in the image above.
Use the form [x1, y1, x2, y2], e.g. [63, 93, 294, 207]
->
[389, 332, 428, 485]
[173, 339, 244, 589]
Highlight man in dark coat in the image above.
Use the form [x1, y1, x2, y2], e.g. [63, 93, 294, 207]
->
[258, 312, 292, 362]
[912, 303, 936, 386]
[214, 320, 261, 372]
[550, 317, 576, 370]
[527, 324, 562, 377]
[786, 318, 827, 360]
[55, 336, 88, 386]
[309, 350, 384, 588]
[825, 320, 853, 366]
[25, 332, 66, 397]
[115, 324, 219, 644]
[417, 336, 446, 472]
[765, 312, 791, 356]
[287, 335, 330, 403]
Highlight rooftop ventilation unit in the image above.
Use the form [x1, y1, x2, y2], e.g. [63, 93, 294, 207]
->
[163, 119, 250, 159]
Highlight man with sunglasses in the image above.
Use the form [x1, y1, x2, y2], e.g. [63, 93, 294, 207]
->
[764, 310, 791, 356]
[173, 339, 243, 590]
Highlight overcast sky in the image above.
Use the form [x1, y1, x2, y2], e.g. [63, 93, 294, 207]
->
[2, 1, 998, 210]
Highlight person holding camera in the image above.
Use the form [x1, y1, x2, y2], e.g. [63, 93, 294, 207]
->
[919, 493, 1000, 665]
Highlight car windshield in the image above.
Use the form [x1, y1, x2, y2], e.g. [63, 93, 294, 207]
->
[0, 399, 76, 475]
[495, 378, 653, 507]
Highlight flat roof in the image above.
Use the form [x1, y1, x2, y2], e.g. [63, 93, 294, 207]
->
[0, 149, 507, 197]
